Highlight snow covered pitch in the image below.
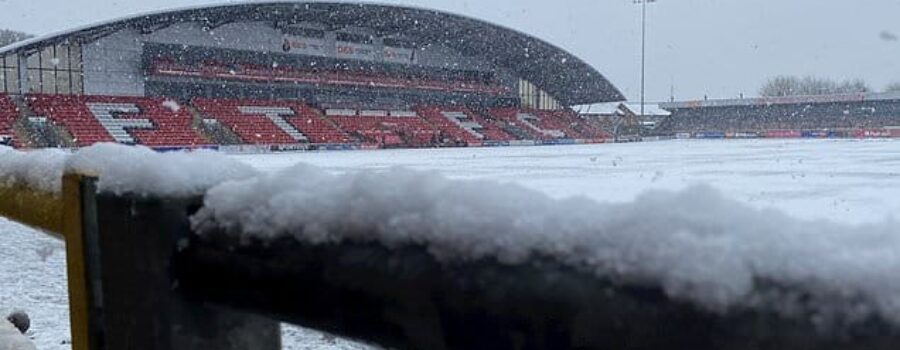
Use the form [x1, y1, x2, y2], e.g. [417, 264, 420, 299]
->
[3, 139, 900, 349]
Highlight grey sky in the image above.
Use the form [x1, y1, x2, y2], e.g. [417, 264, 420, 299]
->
[2, 0, 899, 102]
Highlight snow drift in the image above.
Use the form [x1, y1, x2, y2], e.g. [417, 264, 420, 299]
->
[0, 318, 35, 350]
[0, 144, 257, 196]
[192, 164, 900, 325]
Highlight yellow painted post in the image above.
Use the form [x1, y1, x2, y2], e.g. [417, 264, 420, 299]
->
[0, 185, 64, 235]
[0, 175, 92, 349]
[62, 173, 91, 350]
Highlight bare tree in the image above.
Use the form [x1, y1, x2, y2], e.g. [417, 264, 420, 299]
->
[0, 29, 33, 47]
[759, 76, 800, 97]
[760, 75, 869, 97]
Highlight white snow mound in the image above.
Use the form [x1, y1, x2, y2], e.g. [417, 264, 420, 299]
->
[192, 164, 900, 323]
[0, 144, 258, 196]
[0, 146, 68, 193]
[67, 143, 258, 196]
[0, 319, 36, 350]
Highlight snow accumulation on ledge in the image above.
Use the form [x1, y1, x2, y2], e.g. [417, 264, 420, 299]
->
[0, 144, 257, 196]
[191, 163, 900, 325]
[6, 143, 900, 326]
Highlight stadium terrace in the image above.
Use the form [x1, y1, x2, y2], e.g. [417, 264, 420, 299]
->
[655, 92, 900, 139]
[0, 1, 625, 151]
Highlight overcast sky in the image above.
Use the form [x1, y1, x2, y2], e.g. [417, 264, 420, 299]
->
[2, 0, 899, 102]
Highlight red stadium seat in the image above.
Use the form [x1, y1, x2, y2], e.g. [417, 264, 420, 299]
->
[150, 58, 509, 96]
[192, 98, 353, 145]
[0, 95, 21, 146]
[327, 110, 438, 147]
[490, 108, 608, 140]
[27, 94, 208, 147]
[416, 106, 514, 142]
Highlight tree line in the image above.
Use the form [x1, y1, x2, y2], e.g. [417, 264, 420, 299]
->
[0, 29, 32, 47]
[760, 75, 900, 96]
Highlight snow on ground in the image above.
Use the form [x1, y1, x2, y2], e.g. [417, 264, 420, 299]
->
[3, 139, 900, 348]
[0, 219, 69, 350]
[233, 139, 900, 225]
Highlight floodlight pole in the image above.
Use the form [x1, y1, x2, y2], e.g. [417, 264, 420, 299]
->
[637, 0, 656, 120]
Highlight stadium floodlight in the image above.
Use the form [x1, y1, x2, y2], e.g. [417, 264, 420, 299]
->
[634, 0, 657, 120]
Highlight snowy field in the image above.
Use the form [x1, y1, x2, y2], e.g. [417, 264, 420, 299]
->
[3, 138, 900, 348]
[235, 139, 900, 225]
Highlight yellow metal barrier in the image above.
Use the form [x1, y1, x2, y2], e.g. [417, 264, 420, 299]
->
[0, 174, 91, 350]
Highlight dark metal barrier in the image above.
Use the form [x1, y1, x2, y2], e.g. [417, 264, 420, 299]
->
[5, 176, 900, 350]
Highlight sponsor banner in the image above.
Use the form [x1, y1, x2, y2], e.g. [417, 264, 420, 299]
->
[270, 144, 310, 152]
[731, 132, 759, 139]
[482, 141, 510, 147]
[220, 144, 273, 154]
[853, 129, 891, 138]
[383, 46, 417, 64]
[509, 140, 539, 147]
[800, 130, 839, 138]
[640, 136, 675, 142]
[336, 41, 376, 61]
[555, 139, 577, 145]
[764, 130, 802, 138]
[694, 131, 726, 139]
[675, 133, 692, 139]
[281, 36, 328, 56]
[154, 145, 220, 153]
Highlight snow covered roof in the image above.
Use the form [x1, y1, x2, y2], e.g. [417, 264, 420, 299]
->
[660, 92, 900, 110]
[0, 1, 624, 105]
[573, 102, 671, 117]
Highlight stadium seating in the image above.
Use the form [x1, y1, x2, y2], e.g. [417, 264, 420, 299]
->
[192, 98, 299, 145]
[0, 95, 20, 146]
[28, 95, 207, 147]
[193, 98, 353, 145]
[416, 106, 515, 142]
[490, 108, 610, 140]
[657, 101, 900, 135]
[327, 110, 438, 147]
[533, 109, 610, 139]
[151, 59, 508, 96]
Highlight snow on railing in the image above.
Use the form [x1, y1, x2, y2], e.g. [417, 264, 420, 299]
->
[192, 164, 900, 325]
[0, 144, 257, 196]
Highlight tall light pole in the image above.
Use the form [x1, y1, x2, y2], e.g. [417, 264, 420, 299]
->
[635, 0, 656, 120]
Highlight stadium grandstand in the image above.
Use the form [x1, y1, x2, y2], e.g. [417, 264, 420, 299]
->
[655, 93, 900, 139]
[0, 2, 624, 151]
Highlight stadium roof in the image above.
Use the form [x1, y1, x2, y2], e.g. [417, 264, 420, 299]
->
[660, 92, 900, 110]
[573, 102, 671, 117]
[0, 1, 624, 105]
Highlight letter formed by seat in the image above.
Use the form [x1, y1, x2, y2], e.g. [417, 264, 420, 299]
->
[87, 103, 154, 144]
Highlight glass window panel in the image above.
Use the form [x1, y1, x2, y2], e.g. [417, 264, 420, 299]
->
[0, 70, 5, 93]
[27, 54, 40, 69]
[56, 71, 71, 94]
[7, 55, 18, 69]
[56, 45, 70, 70]
[27, 69, 40, 92]
[41, 47, 55, 69]
[72, 72, 83, 94]
[70, 45, 82, 71]
[6, 68, 18, 94]
[42, 69, 56, 93]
